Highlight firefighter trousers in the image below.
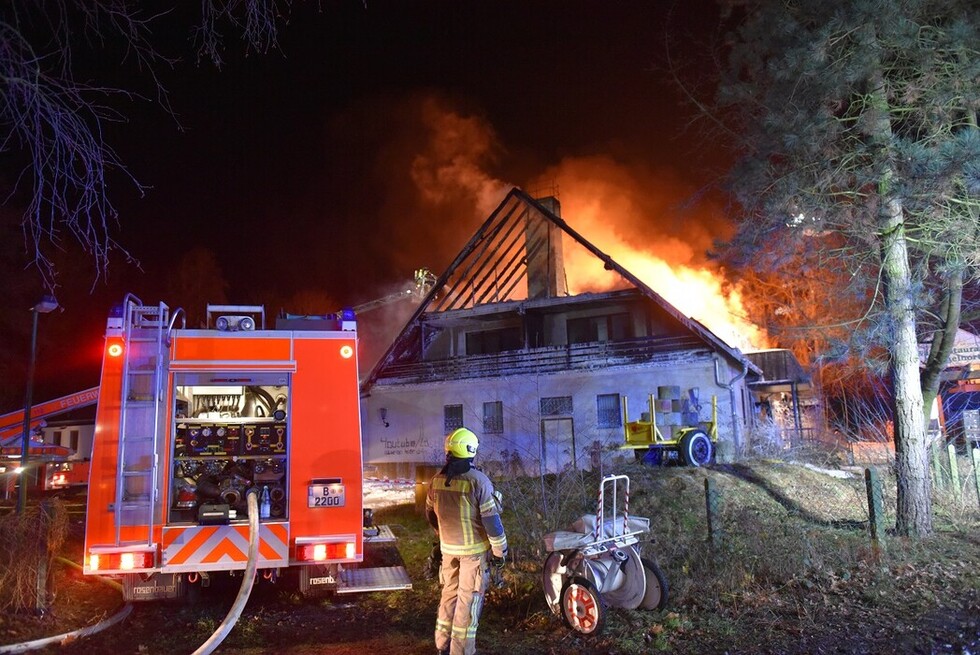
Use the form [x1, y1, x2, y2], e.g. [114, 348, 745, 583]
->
[435, 552, 489, 655]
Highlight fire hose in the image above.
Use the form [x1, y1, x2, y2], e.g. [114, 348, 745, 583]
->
[191, 486, 261, 655]
[0, 561, 130, 654]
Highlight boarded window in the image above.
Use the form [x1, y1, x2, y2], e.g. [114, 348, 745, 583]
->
[70, 430, 79, 452]
[53, 430, 62, 446]
[444, 404, 464, 433]
[483, 401, 504, 434]
[596, 393, 622, 428]
[540, 396, 573, 416]
[466, 327, 522, 355]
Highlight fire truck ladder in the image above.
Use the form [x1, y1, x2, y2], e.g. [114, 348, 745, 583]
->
[114, 298, 171, 547]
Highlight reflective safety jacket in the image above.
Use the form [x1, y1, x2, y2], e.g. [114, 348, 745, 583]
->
[426, 468, 507, 557]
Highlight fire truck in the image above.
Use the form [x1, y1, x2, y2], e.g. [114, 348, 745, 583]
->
[82, 296, 411, 601]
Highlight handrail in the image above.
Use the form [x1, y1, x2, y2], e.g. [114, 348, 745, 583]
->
[166, 307, 186, 345]
[378, 336, 710, 384]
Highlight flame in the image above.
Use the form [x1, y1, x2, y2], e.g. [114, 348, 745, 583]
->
[564, 244, 768, 350]
[356, 97, 770, 354]
[535, 158, 769, 351]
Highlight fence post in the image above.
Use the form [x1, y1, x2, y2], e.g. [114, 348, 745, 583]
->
[931, 443, 945, 489]
[704, 478, 723, 555]
[947, 444, 962, 501]
[34, 500, 52, 615]
[973, 447, 980, 509]
[864, 468, 885, 554]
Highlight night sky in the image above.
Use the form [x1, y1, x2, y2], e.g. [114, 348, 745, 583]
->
[1, 0, 732, 407]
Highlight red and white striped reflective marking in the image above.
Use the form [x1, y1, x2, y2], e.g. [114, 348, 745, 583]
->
[161, 523, 289, 571]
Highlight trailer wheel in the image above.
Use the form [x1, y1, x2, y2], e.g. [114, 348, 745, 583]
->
[639, 557, 669, 611]
[560, 576, 605, 636]
[680, 430, 713, 467]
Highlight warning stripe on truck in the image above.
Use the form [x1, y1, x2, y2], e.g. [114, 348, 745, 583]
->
[161, 523, 289, 572]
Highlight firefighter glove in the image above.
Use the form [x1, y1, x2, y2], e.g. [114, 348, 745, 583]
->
[489, 554, 506, 588]
[425, 542, 442, 579]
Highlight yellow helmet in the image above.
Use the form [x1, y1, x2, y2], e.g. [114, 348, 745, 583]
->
[445, 427, 479, 458]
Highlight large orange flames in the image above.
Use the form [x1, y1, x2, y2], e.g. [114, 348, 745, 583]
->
[534, 158, 769, 351]
[383, 97, 770, 352]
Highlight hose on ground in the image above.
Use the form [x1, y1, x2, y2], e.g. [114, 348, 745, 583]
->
[190, 488, 261, 655]
[0, 559, 131, 654]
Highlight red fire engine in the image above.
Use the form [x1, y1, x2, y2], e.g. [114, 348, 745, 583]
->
[82, 296, 410, 601]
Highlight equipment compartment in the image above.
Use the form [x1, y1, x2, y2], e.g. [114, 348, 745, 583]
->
[169, 376, 290, 524]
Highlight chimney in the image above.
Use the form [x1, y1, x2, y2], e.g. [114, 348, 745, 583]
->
[525, 196, 567, 300]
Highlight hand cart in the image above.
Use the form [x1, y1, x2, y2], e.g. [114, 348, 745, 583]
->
[541, 474, 668, 636]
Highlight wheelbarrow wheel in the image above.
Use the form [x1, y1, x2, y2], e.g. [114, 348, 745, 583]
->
[639, 557, 669, 611]
[560, 575, 605, 636]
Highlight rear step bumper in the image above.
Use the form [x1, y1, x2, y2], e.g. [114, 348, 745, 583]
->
[337, 565, 412, 593]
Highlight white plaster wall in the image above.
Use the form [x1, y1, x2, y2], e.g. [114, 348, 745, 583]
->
[361, 353, 751, 471]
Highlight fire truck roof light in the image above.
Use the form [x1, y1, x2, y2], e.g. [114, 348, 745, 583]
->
[340, 345, 354, 359]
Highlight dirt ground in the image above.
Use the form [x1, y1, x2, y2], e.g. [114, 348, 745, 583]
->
[2, 466, 979, 655]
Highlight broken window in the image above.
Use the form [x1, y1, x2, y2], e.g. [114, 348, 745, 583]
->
[596, 393, 622, 428]
[444, 404, 464, 432]
[483, 401, 503, 434]
[540, 396, 573, 416]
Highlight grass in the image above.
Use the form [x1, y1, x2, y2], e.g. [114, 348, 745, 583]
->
[1, 457, 978, 654]
[373, 457, 980, 654]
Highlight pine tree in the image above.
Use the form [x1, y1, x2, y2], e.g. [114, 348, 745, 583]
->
[717, 0, 980, 536]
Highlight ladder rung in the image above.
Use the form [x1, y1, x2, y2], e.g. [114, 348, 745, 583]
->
[123, 435, 153, 442]
[122, 470, 151, 477]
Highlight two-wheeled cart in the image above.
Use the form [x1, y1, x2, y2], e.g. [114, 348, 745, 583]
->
[541, 474, 668, 636]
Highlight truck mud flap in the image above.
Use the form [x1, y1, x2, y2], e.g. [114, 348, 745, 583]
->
[123, 572, 185, 601]
[299, 564, 339, 597]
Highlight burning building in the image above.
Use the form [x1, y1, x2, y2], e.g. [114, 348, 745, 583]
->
[359, 188, 761, 475]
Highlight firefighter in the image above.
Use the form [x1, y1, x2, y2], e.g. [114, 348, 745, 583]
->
[426, 427, 507, 655]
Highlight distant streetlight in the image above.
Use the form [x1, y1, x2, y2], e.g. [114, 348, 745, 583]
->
[17, 294, 59, 515]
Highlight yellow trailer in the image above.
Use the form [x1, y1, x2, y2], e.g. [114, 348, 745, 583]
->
[621, 394, 717, 466]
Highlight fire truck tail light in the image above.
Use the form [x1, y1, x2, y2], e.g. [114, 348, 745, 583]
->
[89, 551, 153, 571]
[298, 542, 354, 562]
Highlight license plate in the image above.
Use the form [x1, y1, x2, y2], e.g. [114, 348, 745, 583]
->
[308, 483, 346, 508]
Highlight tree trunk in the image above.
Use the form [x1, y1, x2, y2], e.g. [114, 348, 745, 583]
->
[920, 267, 964, 429]
[879, 194, 933, 536]
[865, 26, 932, 536]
